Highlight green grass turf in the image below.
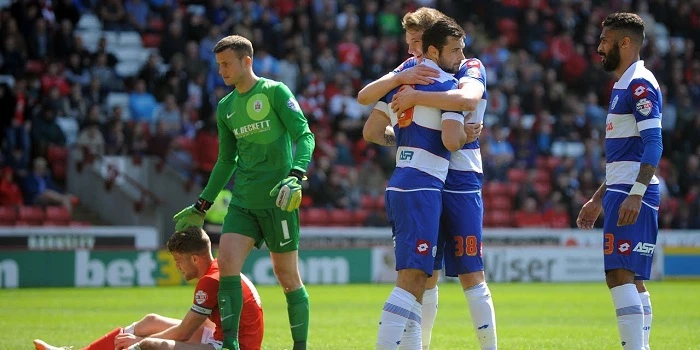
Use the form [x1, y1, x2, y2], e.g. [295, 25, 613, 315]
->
[2, 281, 698, 349]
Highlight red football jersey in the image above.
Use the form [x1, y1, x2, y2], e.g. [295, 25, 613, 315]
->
[191, 260, 264, 349]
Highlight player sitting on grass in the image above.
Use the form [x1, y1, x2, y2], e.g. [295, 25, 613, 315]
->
[33, 227, 264, 350]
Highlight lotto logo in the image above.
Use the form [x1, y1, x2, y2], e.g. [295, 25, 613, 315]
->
[606, 122, 614, 131]
[633, 83, 648, 98]
[617, 240, 632, 255]
[633, 242, 656, 255]
[415, 240, 430, 255]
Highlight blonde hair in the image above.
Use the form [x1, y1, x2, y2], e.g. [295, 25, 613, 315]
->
[402, 7, 448, 32]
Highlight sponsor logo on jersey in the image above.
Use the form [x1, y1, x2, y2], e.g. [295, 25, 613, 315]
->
[399, 150, 414, 161]
[617, 240, 632, 255]
[466, 59, 481, 67]
[286, 97, 301, 112]
[415, 239, 430, 255]
[632, 83, 648, 99]
[233, 120, 272, 138]
[636, 98, 652, 116]
[611, 95, 619, 110]
[606, 122, 614, 131]
[195, 290, 208, 304]
[633, 242, 655, 256]
[466, 67, 481, 79]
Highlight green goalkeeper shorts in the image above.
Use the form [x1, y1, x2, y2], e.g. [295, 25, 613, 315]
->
[221, 204, 300, 253]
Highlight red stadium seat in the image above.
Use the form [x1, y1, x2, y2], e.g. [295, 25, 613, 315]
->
[486, 210, 513, 227]
[507, 168, 527, 184]
[45, 206, 71, 225]
[533, 182, 552, 199]
[360, 195, 375, 209]
[329, 209, 354, 226]
[374, 196, 385, 210]
[484, 182, 511, 197]
[47, 145, 69, 163]
[69, 221, 92, 227]
[300, 195, 314, 208]
[514, 211, 547, 228]
[304, 208, 330, 226]
[533, 169, 551, 184]
[488, 196, 512, 211]
[352, 209, 370, 226]
[546, 157, 562, 171]
[142, 33, 162, 48]
[543, 210, 570, 228]
[0, 206, 18, 226]
[17, 206, 45, 225]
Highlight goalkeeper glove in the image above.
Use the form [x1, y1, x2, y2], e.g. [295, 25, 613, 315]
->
[270, 170, 304, 212]
[173, 198, 211, 231]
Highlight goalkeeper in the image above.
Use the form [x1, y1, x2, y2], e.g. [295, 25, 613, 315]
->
[173, 35, 315, 350]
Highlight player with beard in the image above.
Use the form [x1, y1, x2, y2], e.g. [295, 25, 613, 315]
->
[577, 13, 662, 350]
[374, 18, 468, 350]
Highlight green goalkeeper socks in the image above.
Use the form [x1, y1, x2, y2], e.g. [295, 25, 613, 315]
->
[219, 275, 243, 350]
[286, 286, 310, 350]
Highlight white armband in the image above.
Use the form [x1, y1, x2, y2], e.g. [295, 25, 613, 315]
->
[441, 111, 465, 125]
[630, 182, 647, 196]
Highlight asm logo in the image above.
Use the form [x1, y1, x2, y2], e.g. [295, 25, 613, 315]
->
[399, 150, 414, 161]
[633, 242, 656, 255]
[606, 122, 614, 131]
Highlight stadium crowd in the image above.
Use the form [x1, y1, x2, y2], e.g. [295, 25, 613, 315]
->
[0, 0, 698, 228]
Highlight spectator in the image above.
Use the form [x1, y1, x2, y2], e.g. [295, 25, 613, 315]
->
[65, 52, 91, 87]
[31, 107, 66, 154]
[99, 0, 127, 31]
[147, 120, 173, 159]
[0, 167, 24, 206]
[191, 118, 218, 186]
[22, 157, 76, 210]
[76, 121, 105, 157]
[125, 0, 150, 33]
[152, 94, 183, 135]
[129, 79, 158, 123]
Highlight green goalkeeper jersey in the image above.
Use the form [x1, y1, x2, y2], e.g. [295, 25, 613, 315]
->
[200, 78, 315, 209]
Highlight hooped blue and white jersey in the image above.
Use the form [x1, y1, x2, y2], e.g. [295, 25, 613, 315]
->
[390, 57, 488, 192]
[376, 59, 461, 190]
[445, 58, 487, 192]
[606, 60, 662, 206]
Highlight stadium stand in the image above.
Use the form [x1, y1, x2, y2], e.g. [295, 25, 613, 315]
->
[0, 0, 698, 228]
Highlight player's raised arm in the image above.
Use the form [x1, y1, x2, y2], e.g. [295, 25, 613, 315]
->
[391, 59, 486, 117]
[363, 101, 395, 146]
[357, 64, 440, 105]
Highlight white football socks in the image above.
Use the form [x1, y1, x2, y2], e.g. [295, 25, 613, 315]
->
[377, 287, 421, 350]
[610, 284, 644, 349]
[399, 300, 423, 349]
[639, 291, 652, 350]
[464, 283, 497, 350]
[419, 286, 438, 349]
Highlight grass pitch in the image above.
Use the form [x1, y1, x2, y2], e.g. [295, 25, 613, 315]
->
[2, 281, 698, 349]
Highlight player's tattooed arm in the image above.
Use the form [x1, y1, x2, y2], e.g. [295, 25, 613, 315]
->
[635, 163, 656, 186]
[383, 128, 396, 146]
